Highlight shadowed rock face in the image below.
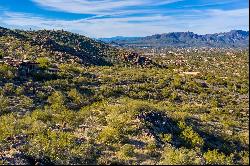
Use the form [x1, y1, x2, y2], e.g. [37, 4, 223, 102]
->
[138, 110, 184, 148]
[137, 107, 248, 155]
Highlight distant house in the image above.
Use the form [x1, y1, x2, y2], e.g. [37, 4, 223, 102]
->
[2, 57, 60, 77]
[2, 58, 39, 76]
[18, 60, 40, 76]
[47, 67, 60, 74]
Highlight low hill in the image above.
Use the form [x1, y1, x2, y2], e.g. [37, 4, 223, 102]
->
[0, 27, 155, 67]
[99, 30, 249, 48]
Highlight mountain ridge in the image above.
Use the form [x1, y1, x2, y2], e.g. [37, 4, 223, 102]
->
[99, 30, 249, 48]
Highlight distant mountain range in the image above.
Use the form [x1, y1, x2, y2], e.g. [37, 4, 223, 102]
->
[99, 36, 140, 43]
[98, 30, 249, 48]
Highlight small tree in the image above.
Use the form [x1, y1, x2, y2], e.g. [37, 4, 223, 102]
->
[48, 91, 67, 111]
[68, 88, 86, 106]
[0, 50, 4, 59]
[36, 57, 50, 69]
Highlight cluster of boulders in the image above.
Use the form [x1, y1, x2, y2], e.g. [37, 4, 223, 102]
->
[121, 51, 154, 66]
[0, 134, 30, 165]
[32, 35, 63, 51]
[30, 32, 112, 66]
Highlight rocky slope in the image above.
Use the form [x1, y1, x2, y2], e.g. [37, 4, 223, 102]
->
[0, 26, 156, 67]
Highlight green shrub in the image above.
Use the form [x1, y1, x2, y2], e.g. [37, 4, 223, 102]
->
[15, 86, 25, 96]
[0, 65, 15, 79]
[3, 83, 15, 95]
[48, 91, 67, 111]
[31, 109, 53, 123]
[0, 114, 17, 141]
[178, 122, 204, 148]
[0, 95, 10, 115]
[239, 151, 249, 165]
[98, 126, 125, 144]
[146, 141, 159, 157]
[0, 49, 4, 59]
[28, 130, 76, 164]
[161, 133, 172, 143]
[203, 149, 233, 165]
[160, 146, 202, 165]
[67, 88, 88, 107]
[118, 144, 135, 159]
[20, 95, 33, 108]
[161, 88, 171, 98]
[36, 57, 50, 69]
[70, 143, 99, 164]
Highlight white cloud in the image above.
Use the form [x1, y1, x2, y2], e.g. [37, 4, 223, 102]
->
[207, 8, 249, 17]
[1, 8, 249, 38]
[31, 0, 182, 15]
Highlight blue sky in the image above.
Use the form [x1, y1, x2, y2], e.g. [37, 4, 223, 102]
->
[0, 0, 249, 37]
